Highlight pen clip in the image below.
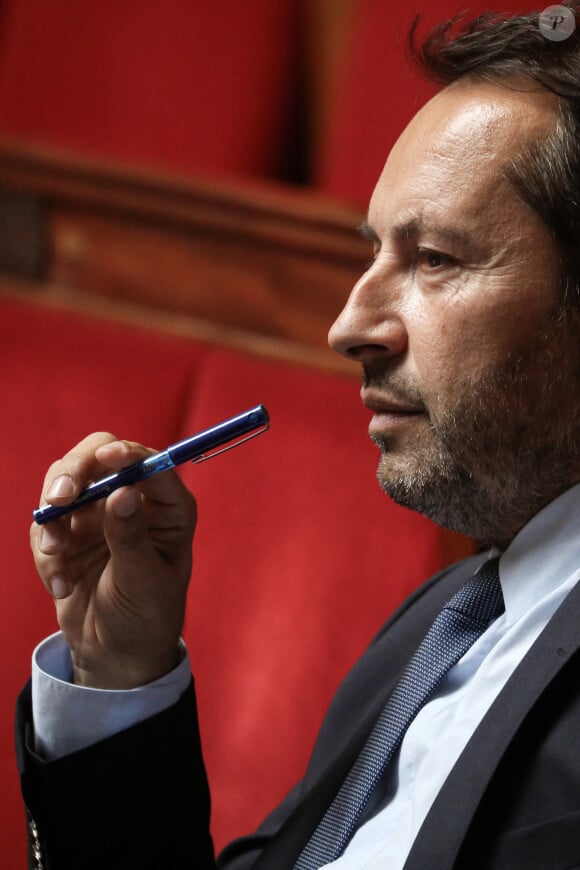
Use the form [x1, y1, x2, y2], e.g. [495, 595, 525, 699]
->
[190, 421, 270, 465]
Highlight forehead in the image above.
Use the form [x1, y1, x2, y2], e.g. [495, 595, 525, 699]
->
[369, 79, 558, 234]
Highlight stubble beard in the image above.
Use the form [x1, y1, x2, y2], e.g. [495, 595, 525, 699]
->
[369, 317, 580, 549]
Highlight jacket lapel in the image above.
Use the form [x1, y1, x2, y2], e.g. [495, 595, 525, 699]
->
[253, 560, 478, 870]
[404, 573, 580, 870]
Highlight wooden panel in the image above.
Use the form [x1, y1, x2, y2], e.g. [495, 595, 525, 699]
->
[0, 140, 369, 371]
[48, 206, 360, 347]
[0, 188, 45, 277]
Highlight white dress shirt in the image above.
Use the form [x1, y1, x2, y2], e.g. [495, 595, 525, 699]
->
[32, 483, 580, 868]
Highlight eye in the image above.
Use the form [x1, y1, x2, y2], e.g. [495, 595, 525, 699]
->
[416, 248, 452, 269]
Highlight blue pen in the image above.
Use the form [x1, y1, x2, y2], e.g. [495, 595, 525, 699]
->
[33, 404, 269, 525]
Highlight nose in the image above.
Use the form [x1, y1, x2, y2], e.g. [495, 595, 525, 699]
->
[328, 268, 407, 363]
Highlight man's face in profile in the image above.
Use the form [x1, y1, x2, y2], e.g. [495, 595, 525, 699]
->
[329, 78, 580, 547]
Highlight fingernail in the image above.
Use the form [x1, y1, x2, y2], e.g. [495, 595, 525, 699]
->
[40, 526, 59, 552]
[49, 576, 71, 600]
[47, 475, 75, 501]
[113, 488, 140, 518]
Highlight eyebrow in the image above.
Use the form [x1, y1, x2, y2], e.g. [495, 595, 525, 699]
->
[358, 217, 472, 249]
[358, 220, 380, 244]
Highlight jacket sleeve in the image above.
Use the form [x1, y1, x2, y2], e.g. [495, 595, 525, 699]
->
[16, 678, 215, 870]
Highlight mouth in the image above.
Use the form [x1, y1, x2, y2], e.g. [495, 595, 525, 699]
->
[361, 389, 425, 435]
[361, 389, 424, 415]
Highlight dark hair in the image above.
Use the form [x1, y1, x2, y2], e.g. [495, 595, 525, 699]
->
[409, 3, 580, 306]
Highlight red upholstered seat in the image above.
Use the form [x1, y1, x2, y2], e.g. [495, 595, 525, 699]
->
[313, 0, 535, 206]
[1, 295, 462, 865]
[0, 0, 302, 181]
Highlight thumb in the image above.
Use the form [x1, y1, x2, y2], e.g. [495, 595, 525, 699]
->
[110, 485, 141, 520]
[104, 486, 150, 557]
[86, 485, 184, 688]
[103, 486, 163, 609]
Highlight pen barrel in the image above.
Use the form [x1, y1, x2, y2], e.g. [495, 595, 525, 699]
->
[168, 404, 269, 463]
[32, 453, 176, 524]
[91, 452, 176, 495]
[33, 404, 269, 525]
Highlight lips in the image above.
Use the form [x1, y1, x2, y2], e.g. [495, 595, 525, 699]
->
[361, 390, 425, 441]
[361, 389, 424, 416]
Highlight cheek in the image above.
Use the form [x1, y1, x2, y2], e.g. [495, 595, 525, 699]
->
[413, 265, 554, 369]
[408, 305, 515, 407]
[409, 301, 487, 369]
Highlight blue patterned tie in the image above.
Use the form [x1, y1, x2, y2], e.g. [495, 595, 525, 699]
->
[294, 558, 504, 870]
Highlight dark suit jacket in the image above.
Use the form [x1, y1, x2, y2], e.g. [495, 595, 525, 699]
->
[15, 556, 580, 869]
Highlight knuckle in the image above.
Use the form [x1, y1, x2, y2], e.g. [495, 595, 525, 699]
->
[63, 431, 118, 465]
[81, 431, 118, 448]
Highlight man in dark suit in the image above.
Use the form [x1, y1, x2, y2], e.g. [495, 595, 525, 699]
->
[17, 6, 580, 869]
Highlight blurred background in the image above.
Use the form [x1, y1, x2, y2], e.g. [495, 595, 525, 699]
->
[0, 1, 538, 866]
[0, 0, 531, 208]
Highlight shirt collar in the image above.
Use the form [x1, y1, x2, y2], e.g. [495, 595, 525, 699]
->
[495, 483, 580, 627]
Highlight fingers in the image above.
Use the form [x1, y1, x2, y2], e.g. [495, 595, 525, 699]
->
[102, 478, 196, 589]
[40, 431, 120, 506]
[39, 433, 190, 515]
[34, 522, 70, 597]
[31, 432, 118, 599]
[32, 432, 197, 604]
[104, 486, 150, 552]
[95, 439, 194, 517]
[94, 438, 155, 470]
[31, 432, 198, 687]
[31, 512, 105, 601]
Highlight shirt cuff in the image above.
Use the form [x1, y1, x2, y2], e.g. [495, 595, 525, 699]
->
[31, 631, 192, 760]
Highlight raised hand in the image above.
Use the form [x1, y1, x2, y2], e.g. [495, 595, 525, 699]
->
[30, 433, 197, 689]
